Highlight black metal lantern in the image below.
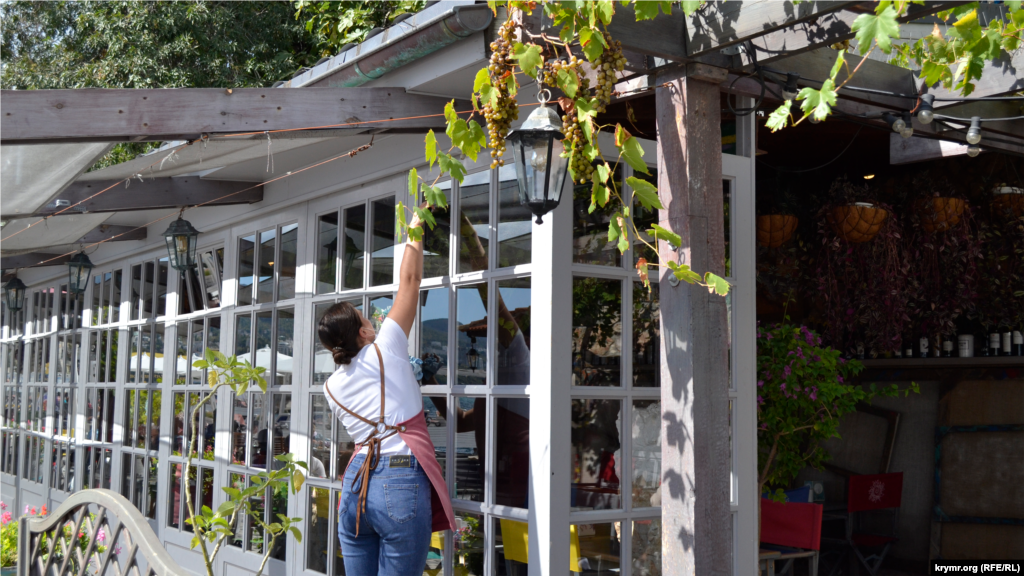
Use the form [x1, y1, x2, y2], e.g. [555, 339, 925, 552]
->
[162, 216, 200, 271]
[3, 277, 26, 312]
[506, 94, 570, 224]
[68, 252, 94, 295]
[467, 338, 480, 372]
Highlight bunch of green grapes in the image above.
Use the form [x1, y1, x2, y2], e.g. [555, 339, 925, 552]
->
[592, 32, 626, 113]
[485, 19, 520, 169]
[544, 56, 596, 184]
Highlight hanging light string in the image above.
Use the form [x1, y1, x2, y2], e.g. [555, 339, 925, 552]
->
[28, 136, 375, 268]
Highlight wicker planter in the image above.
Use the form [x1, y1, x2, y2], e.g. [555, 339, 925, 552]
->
[827, 203, 887, 243]
[992, 186, 1024, 219]
[916, 197, 966, 232]
[756, 215, 799, 247]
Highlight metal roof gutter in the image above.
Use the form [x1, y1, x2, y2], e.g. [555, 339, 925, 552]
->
[298, 4, 493, 89]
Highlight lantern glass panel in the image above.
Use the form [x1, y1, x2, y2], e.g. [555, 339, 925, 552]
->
[511, 132, 567, 218]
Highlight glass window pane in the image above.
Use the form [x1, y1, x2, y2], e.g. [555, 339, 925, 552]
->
[207, 316, 221, 353]
[495, 398, 530, 508]
[279, 223, 299, 300]
[92, 276, 102, 325]
[191, 322, 204, 385]
[633, 519, 662, 575]
[316, 213, 339, 294]
[250, 393, 268, 469]
[723, 179, 732, 277]
[419, 289, 449, 385]
[633, 282, 660, 388]
[573, 163, 623, 266]
[255, 311, 273, 379]
[454, 512, 484, 576]
[496, 278, 531, 386]
[199, 250, 223, 308]
[307, 486, 330, 573]
[423, 396, 446, 480]
[271, 393, 291, 464]
[572, 522, 622, 574]
[101, 273, 111, 324]
[456, 285, 487, 385]
[156, 259, 169, 316]
[229, 474, 246, 547]
[571, 399, 622, 510]
[423, 182, 452, 278]
[149, 391, 161, 451]
[334, 417, 356, 483]
[309, 396, 331, 479]
[142, 262, 155, 318]
[235, 314, 252, 358]
[572, 277, 622, 387]
[168, 463, 182, 528]
[458, 171, 490, 274]
[231, 393, 248, 466]
[276, 309, 294, 386]
[369, 296, 393, 333]
[370, 197, 395, 287]
[257, 229, 277, 304]
[454, 396, 484, 502]
[145, 457, 158, 519]
[632, 167, 659, 266]
[494, 518, 528, 575]
[342, 205, 366, 289]
[313, 303, 335, 386]
[497, 164, 531, 268]
[131, 265, 143, 320]
[632, 400, 662, 508]
[238, 235, 256, 306]
[105, 331, 116, 383]
[176, 323, 188, 385]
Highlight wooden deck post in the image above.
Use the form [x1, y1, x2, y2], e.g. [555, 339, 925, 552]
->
[655, 63, 732, 575]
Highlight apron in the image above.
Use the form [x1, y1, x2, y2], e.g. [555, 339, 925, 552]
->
[324, 343, 456, 534]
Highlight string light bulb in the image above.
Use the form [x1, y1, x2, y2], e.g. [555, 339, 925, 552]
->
[916, 94, 935, 125]
[967, 144, 981, 157]
[883, 112, 905, 133]
[966, 116, 982, 145]
[900, 112, 914, 139]
[782, 73, 800, 101]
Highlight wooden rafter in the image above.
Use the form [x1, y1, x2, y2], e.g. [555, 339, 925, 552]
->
[0, 252, 71, 269]
[0, 88, 471, 145]
[33, 178, 263, 216]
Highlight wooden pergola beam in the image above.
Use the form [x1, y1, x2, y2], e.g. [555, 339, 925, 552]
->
[0, 252, 71, 269]
[76, 224, 147, 243]
[34, 177, 263, 216]
[0, 88, 471, 145]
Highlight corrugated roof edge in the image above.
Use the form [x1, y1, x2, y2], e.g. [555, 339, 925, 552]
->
[285, 0, 480, 88]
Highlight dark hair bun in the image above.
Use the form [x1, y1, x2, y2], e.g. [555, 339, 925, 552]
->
[318, 302, 365, 366]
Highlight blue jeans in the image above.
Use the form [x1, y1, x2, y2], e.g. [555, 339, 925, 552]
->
[338, 454, 433, 576]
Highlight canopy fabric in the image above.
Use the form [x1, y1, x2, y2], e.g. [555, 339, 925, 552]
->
[1, 143, 112, 218]
[0, 213, 112, 252]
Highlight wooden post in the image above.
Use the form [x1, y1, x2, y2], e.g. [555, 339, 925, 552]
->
[655, 64, 732, 575]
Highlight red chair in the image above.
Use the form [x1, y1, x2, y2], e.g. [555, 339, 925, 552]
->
[760, 498, 823, 575]
[846, 472, 903, 576]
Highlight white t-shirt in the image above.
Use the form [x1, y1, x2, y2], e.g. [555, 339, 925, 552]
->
[323, 318, 422, 456]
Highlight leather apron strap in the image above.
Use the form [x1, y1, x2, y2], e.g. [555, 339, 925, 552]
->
[323, 343, 405, 536]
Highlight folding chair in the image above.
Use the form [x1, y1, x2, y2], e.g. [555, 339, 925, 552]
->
[846, 472, 903, 576]
[760, 497, 823, 576]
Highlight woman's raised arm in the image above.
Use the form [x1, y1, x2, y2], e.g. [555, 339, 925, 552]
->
[387, 210, 425, 337]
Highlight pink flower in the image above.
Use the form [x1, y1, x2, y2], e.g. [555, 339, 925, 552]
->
[757, 380, 764, 388]
[96, 529, 106, 543]
[795, 347, 805, 360]
[0, 501, 7, 511]
[114, 544, 123, 555]
[40, 505, 47, 516]
[783, 365, 791, 378]
[29, 506, 36, 515]
[1, 511, 11, 525]
[757, 395, 764, 405]
[810, 391, 818, 401]
[780, 383, 787, 392]
[837, 375, 844, 383]
[24, 505, 31, 514]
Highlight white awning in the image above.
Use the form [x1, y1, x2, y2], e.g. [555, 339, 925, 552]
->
[1, 143, 112, 218]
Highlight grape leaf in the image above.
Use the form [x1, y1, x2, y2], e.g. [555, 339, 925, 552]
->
[953, 9, 982, 43]
[852, 5, 899, 54]
[473, 67, 490, 92]
[704, 272, 731, 296]
[829, 49, 846, 80]
[292, 470, 305, 493]
[596, 0, 615, 25]
[798, 79, 837, 121]
[667, 261, 702, 284]
[633, 0, 660, 20]
[627, 176, 663, 211]
[556, 68, 579, 98]
[408, 167, 418, 199]
[437, 152, 467, 182]
[766, 103, 791, 132]
[512, 43, 544, 79]
[648, 223, 681, 249]
[414, 207, 437, 230]
[635, 257, 650, 288]
[680, 0, 703, 16]
[424, 185, 448, 210]
[616, 125, 650, 174]
[424, 131, 437, 167]
[592, 182, 609, 208]
[595, 162, 611, 184]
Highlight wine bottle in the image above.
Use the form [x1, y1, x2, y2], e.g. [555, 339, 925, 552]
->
[989, 332, 1001, 356]
[1013, 330, 1023, 356]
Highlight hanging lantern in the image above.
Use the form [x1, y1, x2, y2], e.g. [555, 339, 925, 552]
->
[3, 277, 26, 312]
[162, 216, 200, 271]
[466, 338, 480, 372]
[506, 91, 570, 224]
[67, 252, 94, 295]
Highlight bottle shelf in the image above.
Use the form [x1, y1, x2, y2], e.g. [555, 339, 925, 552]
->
[860, 357, 1024, 369]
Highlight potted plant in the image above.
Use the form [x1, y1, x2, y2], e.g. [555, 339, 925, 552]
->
[992, 183, 1024, 220]
[756, 176, 802, 248]
[756, 323, 918, 541]
[915, 196, 966, 233]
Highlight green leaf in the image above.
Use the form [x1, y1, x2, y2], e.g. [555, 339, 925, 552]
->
[953, 9, 982, 43]
[595, 162, 611, 184]
[414, 207, 437, 230]
[627, 176, 663, 211]
[292, 470, 305, 493]
[438, 152, 467, 183]
[423, 185, 448, 209]
[556, 68, 579, 98]
[704, 272, 730, 296]
[580, 27, 607, 61]
[648, 223, 681, 249]
[592, 182, 609, 208]
[633, 0, 661, 20]
[853, 6, 900, 54]
[667, 261, 702, 284]
[829, 50, 846, 80]
[192, 360, 209, 369]
[797, 79, 837, 121]
[408, 168, 418, 199]
[766, 103, 791, 132]
[680, 0, 704, 16]
[472, 67, 490, 93]
[290, 526, 303, 544]
[596, 0, 615, 25]
[216, 501, 236, 515]
[511, 43, 544, 79]
[424, 131, 437, 167]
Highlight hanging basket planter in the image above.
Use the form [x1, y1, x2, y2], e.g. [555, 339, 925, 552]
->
[827, 202, 887, 243]
[915, 197, 966, 232]
[992, 185, 1024, 219]
[756, 215, 799, 247]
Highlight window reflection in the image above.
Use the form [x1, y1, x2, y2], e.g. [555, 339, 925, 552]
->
[572, 277, 622, 387]
[633, 282, 660, 387]
[454, 512, 484, 575]
[571, 522, 622, 575]
[238, 234, 255, 306]
[309, 396, 331, 479]
[494, 518, 528, 575]
[633, 168, 659, 266]
[456, 286, 487, 385]
[317, 213, 339, 294]
[279, 223, 298, 300]
[423, 182, 452, 278]
[632, 519, 662, 575]
[257, 229, 276, 303]
[369, 295, 393, 332]
[495, 398, 529, 508]
[458, 171, 490, 274]
[571, 398, 621, 510]
[370, 197, 395, 287]
[632, 400, 662, 508]
[496, 278, 530, 386]
[423, 397, 446, 479]
[573, 163, 623, 266]
[419, 289, 449, 385]
[342, 205, 366, 289]
[497, 164, 531, 268]
[307, 486, 331, 573]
